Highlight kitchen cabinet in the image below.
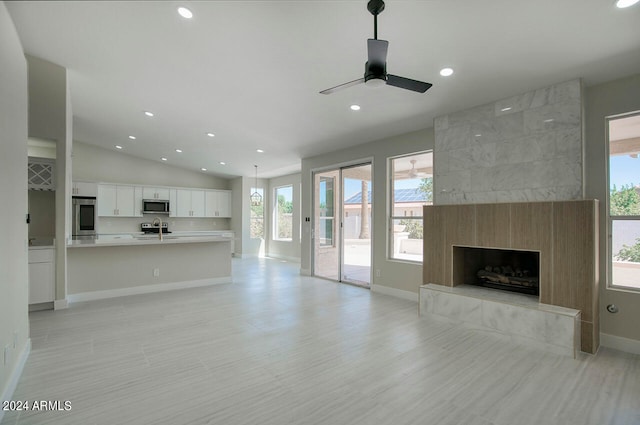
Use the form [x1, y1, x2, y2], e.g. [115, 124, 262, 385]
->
[72, 181, 97, 197]
[142, 187, 170, 200]
[98, 184, 143, 217]
[205, 190, 232, 218]
[175, 189, 205, 217]
[28, 248, 55, 304]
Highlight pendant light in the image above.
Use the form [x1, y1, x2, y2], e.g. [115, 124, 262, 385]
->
[250, 164, 262, 206]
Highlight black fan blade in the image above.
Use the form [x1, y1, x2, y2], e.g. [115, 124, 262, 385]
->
[319, 78, 365, 95]
[386, 74, 432, 93]
[367, 39, 388, 67]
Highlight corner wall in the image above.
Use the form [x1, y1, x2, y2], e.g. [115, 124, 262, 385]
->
[0, 1, 30, 411]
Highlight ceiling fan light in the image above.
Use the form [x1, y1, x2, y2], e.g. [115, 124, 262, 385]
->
[365, 77, 386, 88]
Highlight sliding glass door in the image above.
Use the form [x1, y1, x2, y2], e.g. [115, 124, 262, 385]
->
[312, 163, 372, 287]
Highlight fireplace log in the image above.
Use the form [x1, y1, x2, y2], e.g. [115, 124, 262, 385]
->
[477, 270, 539, 288]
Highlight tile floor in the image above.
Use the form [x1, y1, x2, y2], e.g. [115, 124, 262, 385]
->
[2, 257, 639, 425]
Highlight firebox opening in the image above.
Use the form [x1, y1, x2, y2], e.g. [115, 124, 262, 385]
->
[452, 246, 540, 297]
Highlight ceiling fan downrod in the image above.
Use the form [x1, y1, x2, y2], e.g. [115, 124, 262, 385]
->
[367, 0, 385, 40]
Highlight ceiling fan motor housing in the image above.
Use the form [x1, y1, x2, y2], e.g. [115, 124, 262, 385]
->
[365, 61, 387, 86]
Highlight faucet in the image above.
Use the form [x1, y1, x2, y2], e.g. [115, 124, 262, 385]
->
[152, 217, 163, 241]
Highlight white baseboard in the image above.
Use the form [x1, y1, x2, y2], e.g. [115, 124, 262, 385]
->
[371, 284, 418, 302]
[600, 333, 640, 355]
[54, 298, 68, 310]
[0, 339, 30, 422]
[300, 268, 311, 276]
[67, 277, 232, 303]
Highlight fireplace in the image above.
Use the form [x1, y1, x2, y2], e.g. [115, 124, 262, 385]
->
[452, 246, 540, 296]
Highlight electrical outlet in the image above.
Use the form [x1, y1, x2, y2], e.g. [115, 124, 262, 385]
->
[153, 268, 160, 277]
[375, 269, 381, 277]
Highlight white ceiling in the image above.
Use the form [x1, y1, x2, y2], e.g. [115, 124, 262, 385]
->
[7, 1, 640, 179]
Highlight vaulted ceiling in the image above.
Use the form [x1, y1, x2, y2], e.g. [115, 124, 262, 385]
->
[7, 1, 640, 178]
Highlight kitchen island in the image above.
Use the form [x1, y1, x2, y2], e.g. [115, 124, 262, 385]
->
[67, 232, 233, 302]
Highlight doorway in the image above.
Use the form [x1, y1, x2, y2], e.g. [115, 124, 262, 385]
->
[313, 163, 372, 287]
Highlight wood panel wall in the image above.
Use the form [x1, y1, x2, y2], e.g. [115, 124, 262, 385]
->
[423, 200, 599, 353]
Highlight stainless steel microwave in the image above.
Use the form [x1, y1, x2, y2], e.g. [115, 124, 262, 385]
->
[72, 196, 97, 239]
[142, 199, 170, 214]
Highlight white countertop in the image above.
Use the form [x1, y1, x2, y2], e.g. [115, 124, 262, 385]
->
[68, 231, 234, 248]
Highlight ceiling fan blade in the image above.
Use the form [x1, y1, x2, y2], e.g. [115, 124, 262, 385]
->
[386, 74, 432, 93]
[367, 39, 388, 67]
[319, 78, 365, 95]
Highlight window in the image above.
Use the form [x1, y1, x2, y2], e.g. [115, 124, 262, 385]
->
[389, 151, 433, 262]
[274, 185, 293, 241]
[319, 176, 335, 247]
[608, 113, 640, 290]
[250, 187, 264, 239]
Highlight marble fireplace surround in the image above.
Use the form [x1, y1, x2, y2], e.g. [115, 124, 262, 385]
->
[422, 200, 599, 353]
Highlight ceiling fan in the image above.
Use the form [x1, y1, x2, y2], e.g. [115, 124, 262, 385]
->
[394, 159, 431, 178]
[320, 0, 432, 95]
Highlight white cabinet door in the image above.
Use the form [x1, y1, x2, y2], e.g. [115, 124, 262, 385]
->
[169, 189, 177, 217]
[73, 181, 97, 197]
[98, 184, 118, 216]
[115, 185, 136, 216]
[142, 187, 171, 200]
[134, 186, 143, 216]
[205, 190, 232, 217]
[218, 191, 232, 217]
[205, 191, 218, 217]
[176, 189, 192, 217]
[191, 190, 205, 217]
[28, 248, 55, 304]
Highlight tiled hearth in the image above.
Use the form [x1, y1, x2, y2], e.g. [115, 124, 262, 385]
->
[419, 284, 581, 357]
[422, 200, 599, 353]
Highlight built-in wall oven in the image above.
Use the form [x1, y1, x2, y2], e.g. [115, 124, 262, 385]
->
[72, 196, 97, 239]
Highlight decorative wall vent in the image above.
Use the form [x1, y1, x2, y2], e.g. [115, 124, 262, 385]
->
[28, 157, 56, 191]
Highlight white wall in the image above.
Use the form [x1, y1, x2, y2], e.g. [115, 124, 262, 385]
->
[301, 128, 433, 294]
[585, 73, 640, 344]
[0, 1, 30, 411]
[267, 173, 301, 262]
[73, 141, 230, 189]
[26, 55, 71, 304]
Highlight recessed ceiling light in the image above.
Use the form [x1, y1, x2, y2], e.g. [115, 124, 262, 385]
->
[144, 111, 154, 117]
[128, 135, 136, 140]
[201, 168, 207, 171]
[206, 132, 215, 138]
[440, 67, 454, 77]
[177, 6, 193, 18]
[501, 107, 512, 112]
[544, 118, 555, 123]
[475, 134, 482, 137]
[175, 149, 183, 153]
[161, 157, 167, 161]
[616, 0, 639, 8]
[350, 104, 361, 111]
[115, 145, 123, 149]
[219, 161, 226, 165]
[256, 149, 264, 153]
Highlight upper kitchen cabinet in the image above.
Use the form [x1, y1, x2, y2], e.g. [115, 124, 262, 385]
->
[142, 186, 170, 200]
[72, 181, 97, 197]
[175, 189, 205, 218]
[205, 190, 232, 218]
[98, 184, 143, 217]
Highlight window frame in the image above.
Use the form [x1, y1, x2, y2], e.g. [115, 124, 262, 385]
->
[388, 151, 433, 263]
[273, 184, 294, 242]
[607, 111, 640, 292]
